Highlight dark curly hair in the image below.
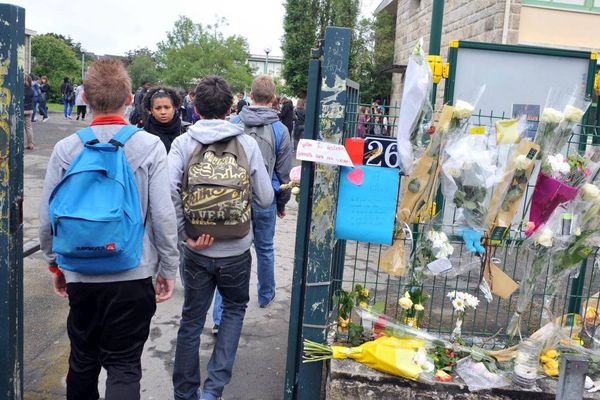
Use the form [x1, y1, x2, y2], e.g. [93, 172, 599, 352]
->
[142, 86, 181, 112]
[194, 76, 233, 119]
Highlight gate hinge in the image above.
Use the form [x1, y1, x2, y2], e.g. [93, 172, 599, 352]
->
[427, 55, 449, 84]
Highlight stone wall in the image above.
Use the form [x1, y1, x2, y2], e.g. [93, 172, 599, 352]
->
[389, 0, 522, 108]
[326, 358, 600, 400]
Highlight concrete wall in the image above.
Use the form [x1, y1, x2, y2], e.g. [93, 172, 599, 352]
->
[519, 5, 600, 50]
[389, 0, 522, 108]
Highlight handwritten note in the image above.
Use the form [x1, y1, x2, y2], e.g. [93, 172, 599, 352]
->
[296, 139, 354, 167]
[334, 166, 400, 245]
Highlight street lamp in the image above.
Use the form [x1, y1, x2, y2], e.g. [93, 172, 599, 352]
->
[264, 47, 271, 75]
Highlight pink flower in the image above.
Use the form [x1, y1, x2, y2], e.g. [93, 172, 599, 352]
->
[290, 166, 302, 182]
[525, 221, 536, 236]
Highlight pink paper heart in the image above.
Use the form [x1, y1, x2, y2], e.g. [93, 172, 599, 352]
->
[347, 168, 364, 186]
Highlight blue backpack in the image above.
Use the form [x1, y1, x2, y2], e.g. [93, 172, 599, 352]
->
[48, 126, 144, 275]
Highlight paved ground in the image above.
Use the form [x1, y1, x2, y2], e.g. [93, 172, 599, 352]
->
[22, 113, 298, 400]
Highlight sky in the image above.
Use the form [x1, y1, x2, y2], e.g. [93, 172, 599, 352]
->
[9, 0, 381, 57]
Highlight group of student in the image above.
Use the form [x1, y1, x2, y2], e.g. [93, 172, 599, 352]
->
[38, 58, 292, 400]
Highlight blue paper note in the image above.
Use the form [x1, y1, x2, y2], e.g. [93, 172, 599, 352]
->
[334, 165, 400, 245]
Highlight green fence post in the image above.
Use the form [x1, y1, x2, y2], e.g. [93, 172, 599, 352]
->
[284, 46, 322, 400]
[429, 0, 445, 107]
[295, 26, 352, 400]
[0, 4, 25, 399]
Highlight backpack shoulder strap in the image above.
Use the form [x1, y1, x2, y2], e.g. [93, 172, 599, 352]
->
[112, 125, 142, 146]
[76, 127, 98, 145]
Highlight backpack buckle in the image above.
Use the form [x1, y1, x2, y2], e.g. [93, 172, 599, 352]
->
[109, 139, 124, 147]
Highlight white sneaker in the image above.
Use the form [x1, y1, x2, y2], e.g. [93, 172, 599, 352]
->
[42, 117, 49, 122]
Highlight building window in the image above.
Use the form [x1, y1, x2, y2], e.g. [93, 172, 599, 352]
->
[524, 0, 600, 13]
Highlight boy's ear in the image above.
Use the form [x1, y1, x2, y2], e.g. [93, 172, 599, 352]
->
[125, 92, 133, 107]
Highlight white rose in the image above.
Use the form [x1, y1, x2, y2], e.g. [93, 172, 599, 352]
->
[448, 168, 462, 178]
[563, 105, 585, 123]
[414, 303, 425, 311]
[541, 107, 564, 124]
[421, 361, 435, 373]
[513, 154, 532, 170]
[399, 297, 413, 310]
[453, 100, 475, 120]
[581, 183, 600, 202]
[536, 228, 554, 248]
[291, 187, 301, 195]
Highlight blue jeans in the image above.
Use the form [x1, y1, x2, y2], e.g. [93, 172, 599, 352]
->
[64, 99, 73, 117]
[31, 98, 39, 121]
[173, 247, 251, 400]
[37, 97, 48, 119]
[212, 201, 277, 322]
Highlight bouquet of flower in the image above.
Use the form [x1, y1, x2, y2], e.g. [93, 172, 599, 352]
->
[507, 211, 566, 339]
[528, 153, 590, 234]
[398, 286, 428, 328]
[279, 165, 302, 202]
[534, 106, 564, 157]
[441, 133, 498, 230]
[487, 139, 540, 239]
[447, 290, 480, 340]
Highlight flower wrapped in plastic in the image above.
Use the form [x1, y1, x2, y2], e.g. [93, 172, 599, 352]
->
[507, 209, 570, 339]
[527, 153, 591, 234]
[396, 38, 433, 175]
[441, 131, 499, 232]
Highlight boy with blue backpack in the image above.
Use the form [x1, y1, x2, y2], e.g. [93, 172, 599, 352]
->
[38, 59, 180, 400]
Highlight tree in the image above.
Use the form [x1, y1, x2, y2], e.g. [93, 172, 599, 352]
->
[157, 16, 254, 92]
[128, 52, 160, 89]
[281, 0, 319, 97]
[31, 34, 80, 102]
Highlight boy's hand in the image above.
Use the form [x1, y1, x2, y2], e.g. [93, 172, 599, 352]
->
[277, 210, 286, 218]
[155, 275, 175, 304]
[186, 234, 214, 250]
[52, 272, 68, 298]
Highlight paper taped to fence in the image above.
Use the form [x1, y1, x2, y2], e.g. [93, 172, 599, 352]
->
[295, 139, 354, 167]
[335, 165, 400, 245]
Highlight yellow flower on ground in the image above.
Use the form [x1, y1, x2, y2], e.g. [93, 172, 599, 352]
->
[399, 297, 413, 310]
[359, 301, 369, 309]
[360, 289, 369, 297]
[586, 307, 598, 323]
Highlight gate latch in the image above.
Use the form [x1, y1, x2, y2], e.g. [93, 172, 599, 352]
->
[427, 55, 449, 84]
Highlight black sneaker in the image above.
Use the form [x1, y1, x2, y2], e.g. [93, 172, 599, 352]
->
[211, 324, 219, 335]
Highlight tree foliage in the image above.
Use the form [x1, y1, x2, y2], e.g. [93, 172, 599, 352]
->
[350, 11, 395, 103]
[156, 16, 254, 92]
[282, 0, 319, 97]
[31, 34, 80, 102]
[127, 51, 160, 89]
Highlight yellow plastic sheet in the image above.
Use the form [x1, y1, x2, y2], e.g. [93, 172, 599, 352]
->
[331, 336, 425, 381]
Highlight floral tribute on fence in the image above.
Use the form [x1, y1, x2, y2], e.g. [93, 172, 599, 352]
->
[295, 40, 600, 394]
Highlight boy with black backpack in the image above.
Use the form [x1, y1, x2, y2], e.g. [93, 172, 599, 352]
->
[169, 76, 273, 400]
[39, 59, 179, 400]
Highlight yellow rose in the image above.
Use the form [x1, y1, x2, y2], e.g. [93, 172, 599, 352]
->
[398, 297, 413, 310]
[414, 303, 425, 312]
[359, 301, 369, 309]
[360, 289, 369, 297]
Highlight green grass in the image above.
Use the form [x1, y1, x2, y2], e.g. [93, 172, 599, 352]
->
[47, 102, 64, 113]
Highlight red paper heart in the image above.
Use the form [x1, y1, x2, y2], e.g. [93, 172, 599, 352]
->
[347, 168, 364, 186]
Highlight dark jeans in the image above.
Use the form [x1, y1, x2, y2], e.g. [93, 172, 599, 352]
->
[77, 105, 87, 119]
[66, 277, 156, 400]
[38, 97, 48, 119]
[173, 248, 251, 400]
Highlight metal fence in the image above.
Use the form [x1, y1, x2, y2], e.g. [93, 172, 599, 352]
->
[331, 106, 600, 348]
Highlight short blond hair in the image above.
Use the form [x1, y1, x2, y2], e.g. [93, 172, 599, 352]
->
[83, 59, 131, 114]
[251, 75, 276, 105]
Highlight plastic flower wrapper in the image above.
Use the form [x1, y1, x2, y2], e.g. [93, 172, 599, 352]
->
[486, 119, 541, 239]
[448, 85, 486, 135]
[527, 152, 592, 235]
[546, 92, 591, 157]
[534, 88, 567, 158]
[396, 38, 433, 175]
[541, 195, 600, 325]
[380, 222, 413, 277]
[441, 131, 498, 233]
[507, 209, 570, 339]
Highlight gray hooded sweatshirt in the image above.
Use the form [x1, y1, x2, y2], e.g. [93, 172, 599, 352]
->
[168, 119, 274, 258]
[39, 124, 180, 283]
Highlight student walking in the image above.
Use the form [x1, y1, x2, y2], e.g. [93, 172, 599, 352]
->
[75, 82, 87, 120]
[38, 75, 50, 121]
[39, 59, 179, 400]
[169, 76, 274, 400]
[24, 74, 34, 149]
[60, 77, 75, 119]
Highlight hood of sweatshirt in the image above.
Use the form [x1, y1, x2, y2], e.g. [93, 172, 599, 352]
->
[186, 119, 244, 145]
[238, 106, 280, 127]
